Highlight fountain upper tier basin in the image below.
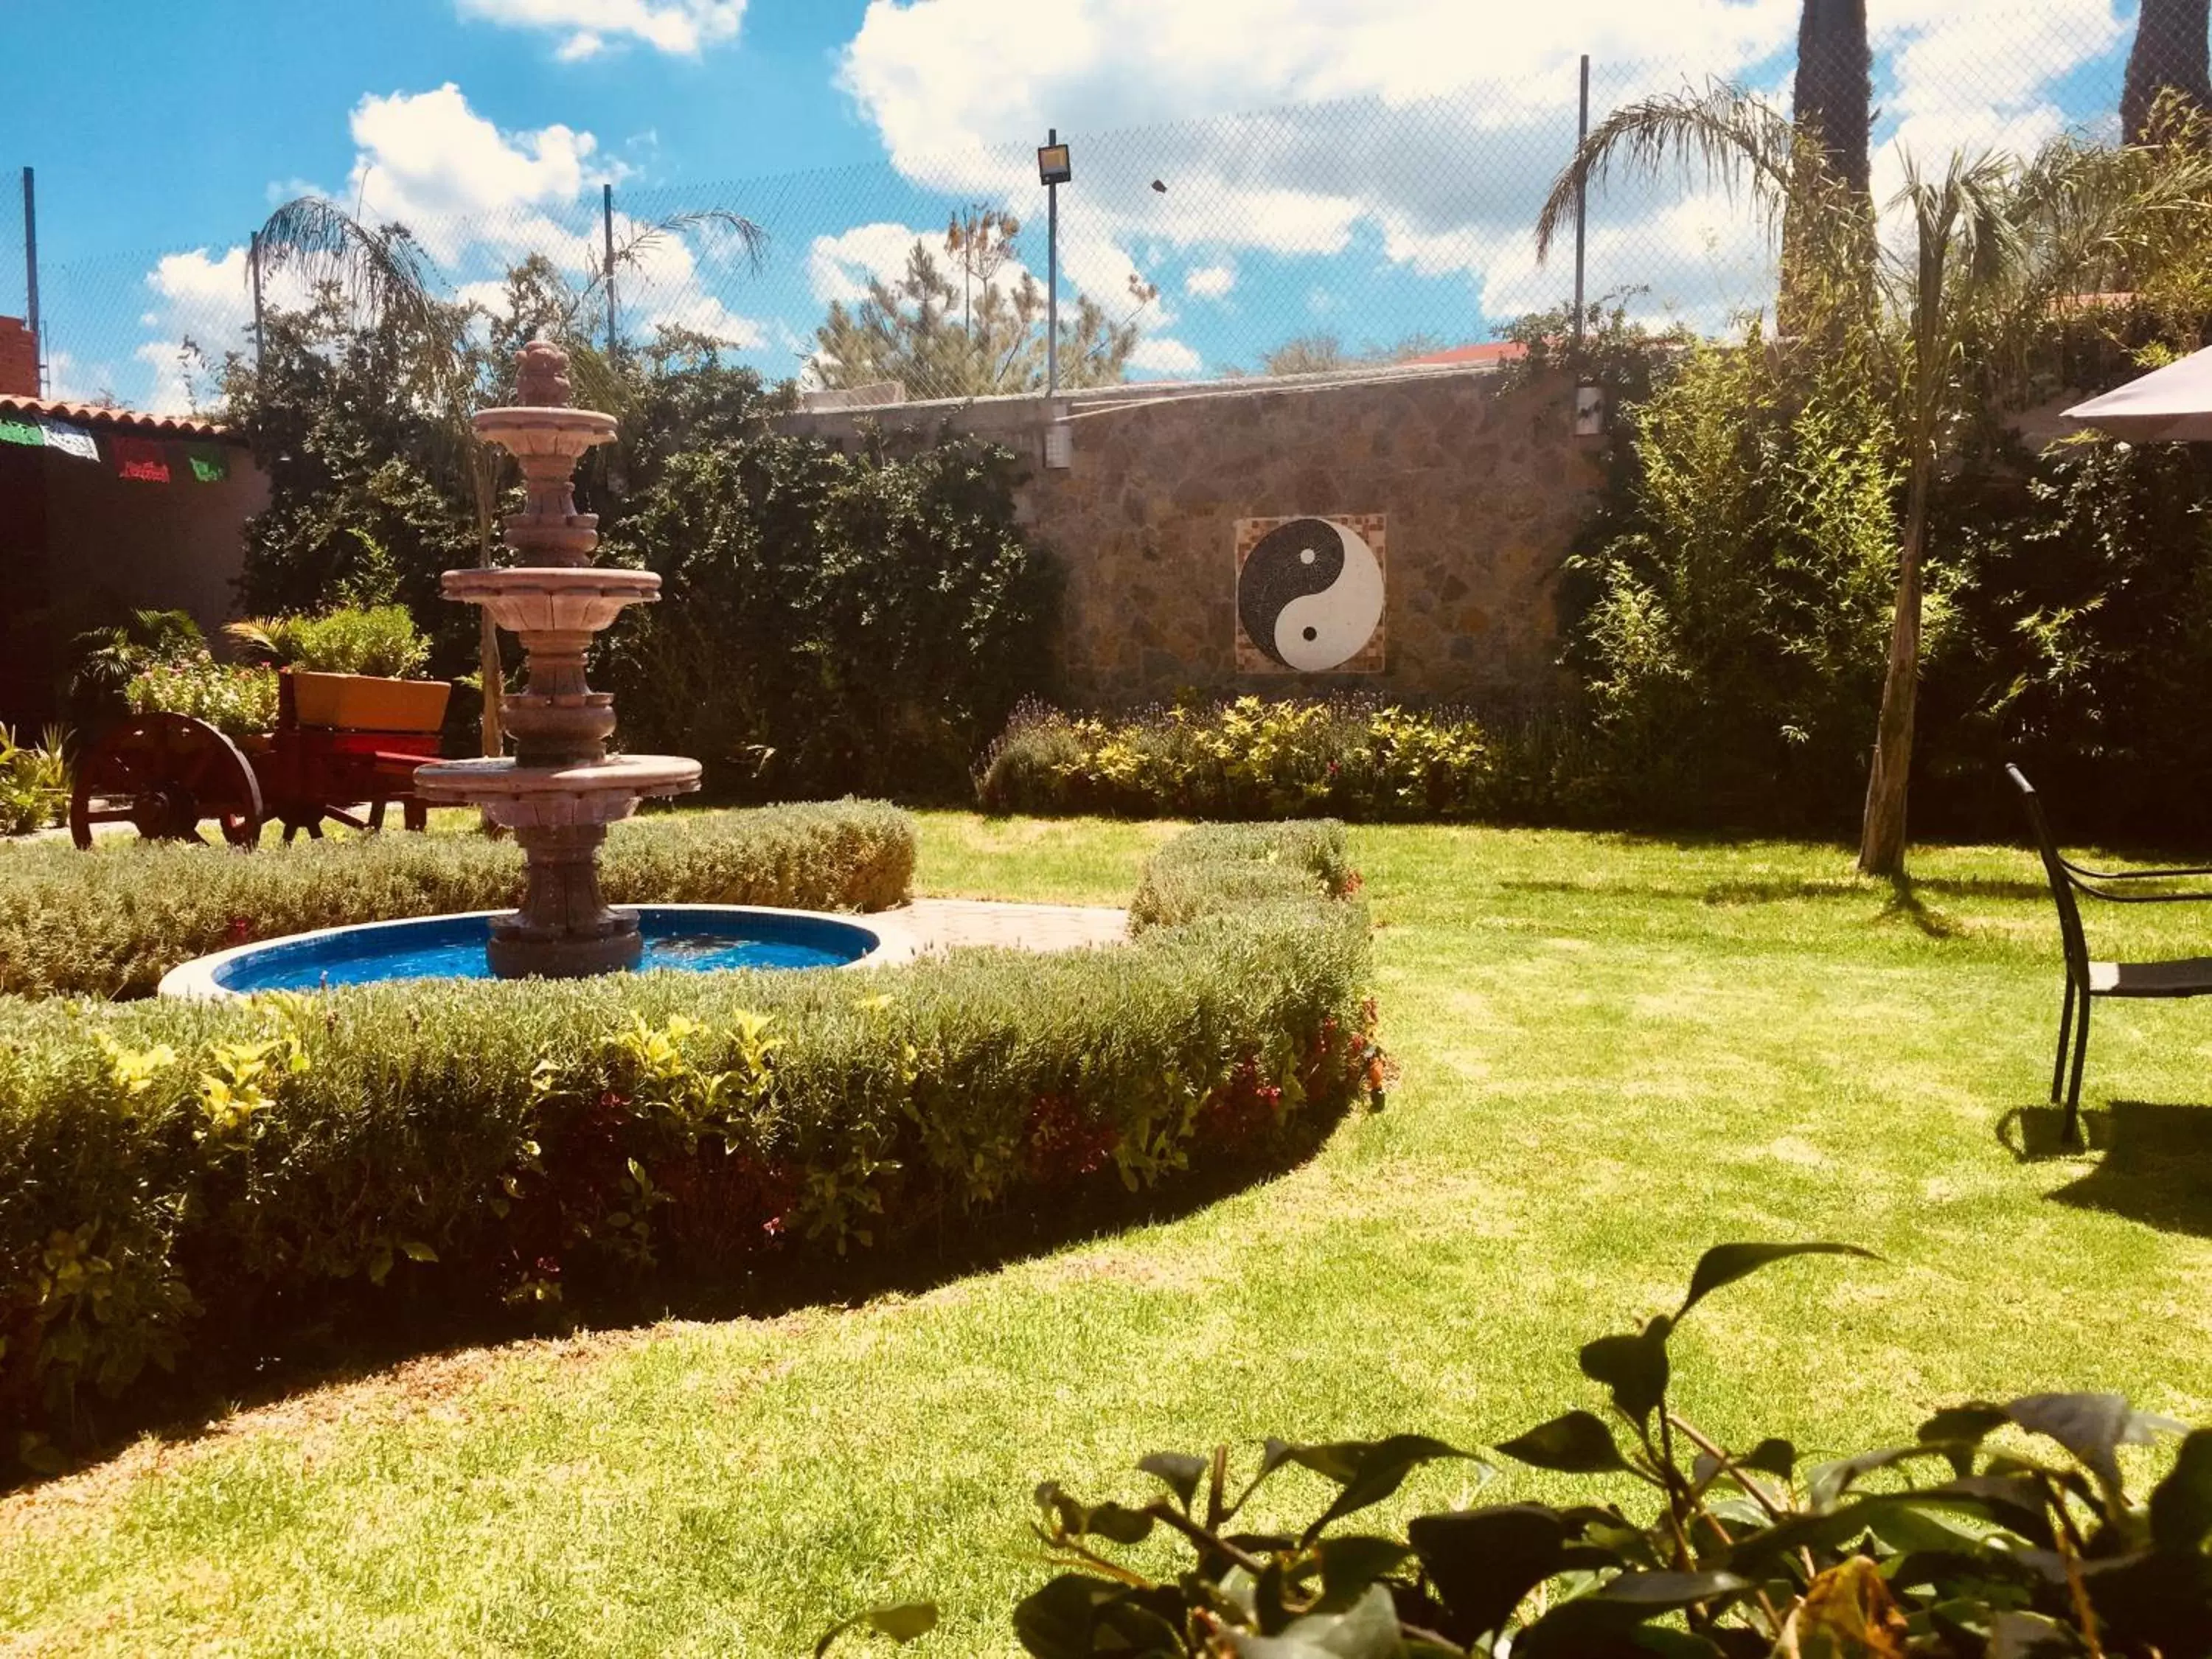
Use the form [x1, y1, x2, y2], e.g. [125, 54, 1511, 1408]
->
[159, 905, 888, 998]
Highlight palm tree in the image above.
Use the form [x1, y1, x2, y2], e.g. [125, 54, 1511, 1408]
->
[1856, 156, 2015, 876]
[2124, 0, 2211, 142]
[253, 197, 764, 756]
[1792, 0, 1872, 194]
[1536, 84, 2212, 875]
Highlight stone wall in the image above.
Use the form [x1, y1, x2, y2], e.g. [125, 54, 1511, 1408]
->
[775, 364, 1604, 711]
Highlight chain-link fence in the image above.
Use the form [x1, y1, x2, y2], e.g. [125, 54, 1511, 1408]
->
[4, 2, 2149, 414]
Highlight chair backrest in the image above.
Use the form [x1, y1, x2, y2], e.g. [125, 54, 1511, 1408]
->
[2008, 765, 2090, 982]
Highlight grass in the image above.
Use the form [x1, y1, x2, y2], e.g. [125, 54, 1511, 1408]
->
[7, 816, 2212, 1655]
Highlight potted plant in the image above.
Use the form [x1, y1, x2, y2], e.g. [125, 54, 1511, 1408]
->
[226, 606, 450, 733]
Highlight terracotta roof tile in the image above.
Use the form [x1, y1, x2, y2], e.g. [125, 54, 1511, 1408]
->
[1399, 342, 1531, 367]
[0, 392, 239, 443]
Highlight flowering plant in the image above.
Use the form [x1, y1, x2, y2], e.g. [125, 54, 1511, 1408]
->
[125, 654, 279, 737]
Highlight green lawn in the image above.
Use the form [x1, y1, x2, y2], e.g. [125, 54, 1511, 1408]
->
[7, 815, 2212, 1655]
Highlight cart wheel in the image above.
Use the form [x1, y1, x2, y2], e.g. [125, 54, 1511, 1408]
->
[69, 713, 265, 851]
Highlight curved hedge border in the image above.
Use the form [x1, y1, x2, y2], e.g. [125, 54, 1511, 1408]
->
[0, 821, 1378, 1453]
[0, 801, 916, 1001]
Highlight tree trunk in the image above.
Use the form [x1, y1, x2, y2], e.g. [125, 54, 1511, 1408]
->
[1792, 0, 1872, 193]
[470, 450, 505, 759]
[479, 610, 505, 758]
[1781, 0, 1873, 334]
[1858, 449, 1930, 877]
[2124, 0, 2212, 141]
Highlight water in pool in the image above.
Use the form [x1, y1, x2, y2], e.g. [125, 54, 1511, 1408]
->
[212, 907, 876, 992]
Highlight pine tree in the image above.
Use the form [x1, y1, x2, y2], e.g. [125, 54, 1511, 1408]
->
[811, 226, 1146, 399]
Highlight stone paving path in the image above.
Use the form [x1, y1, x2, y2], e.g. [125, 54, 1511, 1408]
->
[868, 898, 1129, 962]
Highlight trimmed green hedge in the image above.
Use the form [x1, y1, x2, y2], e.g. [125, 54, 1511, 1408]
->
[0, 822, 1378, 1450]
[0, 801, 916, 1001]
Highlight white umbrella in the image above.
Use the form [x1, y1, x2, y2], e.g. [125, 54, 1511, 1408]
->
[2064, 344, 2212, 441]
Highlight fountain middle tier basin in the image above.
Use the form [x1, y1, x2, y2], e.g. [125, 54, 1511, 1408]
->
[159, 905, 887, 998]
[411, 754, 703, 827]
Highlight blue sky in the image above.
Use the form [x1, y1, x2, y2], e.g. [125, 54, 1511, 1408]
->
[0, 1, 2152, 411]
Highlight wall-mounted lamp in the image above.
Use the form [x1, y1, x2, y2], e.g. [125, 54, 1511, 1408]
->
[1043, 418, 1074, 470]
[1573, 380, 1607, 437]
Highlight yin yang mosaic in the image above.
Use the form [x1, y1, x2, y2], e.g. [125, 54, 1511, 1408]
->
[1234, 513, 1387, 673]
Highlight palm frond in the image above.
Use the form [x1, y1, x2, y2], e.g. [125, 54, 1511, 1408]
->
[1535, 80, 1807, 262]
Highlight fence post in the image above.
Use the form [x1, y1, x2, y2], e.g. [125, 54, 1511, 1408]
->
[1046, 128, 1060, 397]
[1573, 54, 1590, 348]
[21, 167, 41, 396]
[249, 229, 265, 375]
[602, 182, 617, 361]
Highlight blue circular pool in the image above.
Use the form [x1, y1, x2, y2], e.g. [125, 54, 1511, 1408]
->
[178, 906, 882, 995]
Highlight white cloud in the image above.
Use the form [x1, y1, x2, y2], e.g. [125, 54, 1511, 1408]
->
[118, 83, 771, 410]
[131, 246, 320, 414]
[456, 0, 744, 58]
[836, 0, 2129, 341]
[146, 247, 255, 339]
[347, 85, 607, 260]
[1127, 335, 1201, 375]
[1185, 263, 1236, 299]
[44, 349, 118, 407]
[841, 0, 1798, 156]
[807, 221, 935, 305]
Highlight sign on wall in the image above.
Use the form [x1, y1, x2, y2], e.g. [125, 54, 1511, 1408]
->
[1234, 513, 1387, 674]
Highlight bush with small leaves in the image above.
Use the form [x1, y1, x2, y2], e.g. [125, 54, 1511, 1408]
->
[978, 698, 1504, 823]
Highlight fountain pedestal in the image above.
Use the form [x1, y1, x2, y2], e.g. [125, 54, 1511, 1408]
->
[414, 340, 700, 978]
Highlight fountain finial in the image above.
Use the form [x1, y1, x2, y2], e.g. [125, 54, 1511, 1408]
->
[515, 335, 574, 408]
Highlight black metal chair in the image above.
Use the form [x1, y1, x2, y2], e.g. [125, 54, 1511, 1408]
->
[2009, 765, 2212, 1144]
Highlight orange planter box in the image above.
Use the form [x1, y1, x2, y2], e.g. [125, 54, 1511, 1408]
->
[289, 672, 451, 733]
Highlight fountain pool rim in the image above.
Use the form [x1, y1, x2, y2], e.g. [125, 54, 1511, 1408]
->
[159, 904, 911, 1000]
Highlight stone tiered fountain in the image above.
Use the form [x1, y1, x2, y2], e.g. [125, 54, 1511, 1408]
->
[413, 338, 703, 978]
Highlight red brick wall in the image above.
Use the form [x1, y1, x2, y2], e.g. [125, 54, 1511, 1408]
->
[0, 316, 37, 397]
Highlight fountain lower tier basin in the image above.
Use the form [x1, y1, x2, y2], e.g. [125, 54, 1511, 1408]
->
[159, 905, 883, 998]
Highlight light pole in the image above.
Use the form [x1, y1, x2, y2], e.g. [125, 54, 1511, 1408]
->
[1037, 131, 1071, 396]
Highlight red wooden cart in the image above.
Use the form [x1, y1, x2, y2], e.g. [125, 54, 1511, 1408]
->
[69, 672, 447, 849]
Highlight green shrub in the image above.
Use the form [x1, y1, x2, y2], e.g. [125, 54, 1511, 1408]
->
[1562, 328, 1905, 831]
[978, 698, 1496, 822]
[602, 432, 1055, 803]
[225, 605, 432, 678]
[122, 654, 282, 738]
[833, 1243, 2212, 1657]
[0, 801, 916, 1000]
[0, 726, 69, 838]
[0, 821, 1378, 1450]
[1128, 821, 1359, 929]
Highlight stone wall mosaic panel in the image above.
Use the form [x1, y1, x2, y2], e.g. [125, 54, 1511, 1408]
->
[1234, 513, 1387, 673]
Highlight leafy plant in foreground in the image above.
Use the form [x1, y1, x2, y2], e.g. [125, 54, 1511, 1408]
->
[828, 1243, 2212, 1656]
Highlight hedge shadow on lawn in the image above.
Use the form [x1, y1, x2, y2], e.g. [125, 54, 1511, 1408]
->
[21, 1097, 1354, 1492]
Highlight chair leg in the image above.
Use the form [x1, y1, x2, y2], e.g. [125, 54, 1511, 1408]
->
[2065, 993, 2093, 1147]
[2051, 979, 2076, 1105]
